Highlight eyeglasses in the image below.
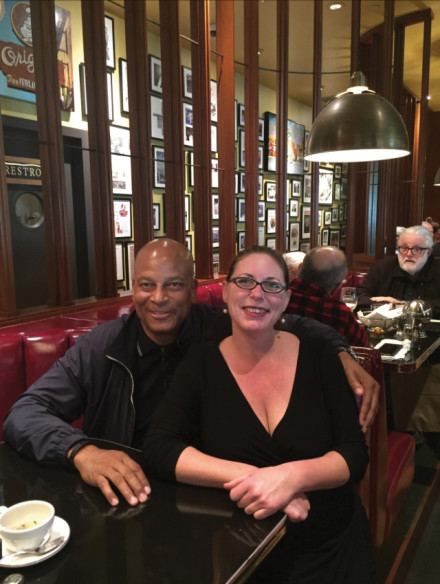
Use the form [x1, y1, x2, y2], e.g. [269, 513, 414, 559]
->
[228, 277, 287, 294]
[397, 246, 429, 256]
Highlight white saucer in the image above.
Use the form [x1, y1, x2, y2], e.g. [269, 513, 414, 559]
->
[0, 515, 70, 568]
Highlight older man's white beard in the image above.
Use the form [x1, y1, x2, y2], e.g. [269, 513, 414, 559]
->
[398, 254, 428, 276]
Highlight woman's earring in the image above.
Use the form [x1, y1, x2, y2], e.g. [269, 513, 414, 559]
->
[223, 307, 228, 314]
[280, 316, 286, 324]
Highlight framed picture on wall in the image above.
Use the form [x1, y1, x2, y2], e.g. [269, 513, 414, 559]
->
[266, 208, 276, 234]
[258, 201, 265, 222]
[304, 130, 310, 173]
[322, 228, 329, 246]
[265, 181, 276, 202]
[239, 129, 245, 168]
[127, 243, 135, 289]
[334, 164, 342, 179]
[186, 234, 192, 252]
[211, 125, 218, 153]
[119, 58, 129, 114]
[258, 145, 263, 170]
[334, 182, 341, 201]
[112, 154, 132, 195]
[182, 66, 192, 99]
[150, 95, 164, 140]
[292, 179, 302, 198]
[212, 194, 219, 220]
[303, 174, 311, 203]
[212, 158, 219, 188]
[286, 119, 305, 175]
[237, 198, 245, 222]
[289, 222, 300, 251]
[258, 174, 263, 196]
[115, 243, 124, 281]
[264, 111, 276, 171]
[330, 229, 340, 248]
[237, 231, 245, 251]
[324, 210, 332, 225]
[149, 55, 162, 94]
[332, 207, 339, 223]
[185, 195, 191, 230]
[183, 103, 194, 146]
[240, 172, 245, 193]
[301, 205, 311, 239]
[107, 72, 114, 122]
[319, 168, 333, 205]
[266, 238, 276, 249]
[187, 151, 194, 187]
[289, 199, 299, 217]
[238, 103, 245, 126]
[110, 126, 130, 155]
[339, 205, 344, 222]
[153, 203, 160, 230]
[114, 200, 132, 238]
[300, 242, 310, 253]
[104, 16, 115, 69]
[212, 226, 220, 248]
[258, 118, 264, 141]
[153, 146, 165, 189]
[211, 80, 218, 122]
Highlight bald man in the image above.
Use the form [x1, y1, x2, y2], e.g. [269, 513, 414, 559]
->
[286, 246, 369, 347]
[4, 239, 377, 506]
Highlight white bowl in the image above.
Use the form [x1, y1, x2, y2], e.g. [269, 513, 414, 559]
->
[0, 500, 55, 551]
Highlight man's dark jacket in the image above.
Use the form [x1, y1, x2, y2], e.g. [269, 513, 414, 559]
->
[3, 304, 349, 468]
[357, 255, 440, 317]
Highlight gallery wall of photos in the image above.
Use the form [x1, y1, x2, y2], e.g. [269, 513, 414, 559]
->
[88, 23, 348, 289]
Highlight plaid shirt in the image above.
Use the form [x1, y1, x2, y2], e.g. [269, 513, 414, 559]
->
[287, 278, 369, 347]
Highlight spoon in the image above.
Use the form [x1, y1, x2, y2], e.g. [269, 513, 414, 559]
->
[0, 536, 65, 562]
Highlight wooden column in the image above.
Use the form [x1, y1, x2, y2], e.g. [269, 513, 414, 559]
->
[82, 0, 117, 298]
[216, 0, 236, 272]
[243, 0, 259, 247]
[311, 0, 323, 249]
[191, 0, 212, 277]
[0, 109, 16, 316]
[275, 0, 288, 251]
[160, 0, 185, 242]
[125, 0, 153, 250]
[30, 0, 73, 306]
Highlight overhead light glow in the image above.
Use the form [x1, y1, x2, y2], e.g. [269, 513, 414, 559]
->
[329, 2, 343, 10]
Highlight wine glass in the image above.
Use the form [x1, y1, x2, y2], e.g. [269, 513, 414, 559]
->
[341, 287, 358, 311]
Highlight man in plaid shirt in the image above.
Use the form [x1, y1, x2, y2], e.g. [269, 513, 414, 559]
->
[287, 246, 369, 347]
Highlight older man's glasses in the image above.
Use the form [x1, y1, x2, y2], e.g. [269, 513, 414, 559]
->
[229, 277, 287, 294]
[398, 246, 429, 256]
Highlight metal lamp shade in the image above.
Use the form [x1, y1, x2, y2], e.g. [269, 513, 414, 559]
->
[305, 90, 410, 163]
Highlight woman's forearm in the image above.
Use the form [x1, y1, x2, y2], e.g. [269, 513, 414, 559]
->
[284, 451, 350, 493]
[175, 446, 257, 488]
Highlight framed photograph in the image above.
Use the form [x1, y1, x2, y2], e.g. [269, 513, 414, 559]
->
[334, 164, 342, 179]
[330, 229, 340, 248]
[235, 172, 239, 194]
[318, 209, 322, 227]
[183, 102, 194, 146]
[341, 177, 348, 199]
[332, 207, 339, 223]
[187, 151, 194, 187]
[211, 158, 219, 189]
[104, 16, 115, 69]
[119, 58, 129, 114]
[341, 224, 346, 238]
[239, 129, 245, 168]
[210, 79, 218, 122]
[339, 205, 344, 222]
[324, 210, 332, 225]
[112, 154, 132, 194]
[182, 66, 192, 99]
[258, 226, 265, 245]
[237, 198, 246, 222]
[258, 201, 265, 222]
[334, 182, 341, 201]
[300, 242, 310, 253]
[258, 145, 263, 170]
[153, 146, 165, 188]
[289, 222, 300, 251]
[240, 172, 245, 193]
[127, 243, 135, 289]
[266, 238, 276, 249]
[152, 203, 160, 230]
[185, 234, 192, 252]
[79, 63, 88, 117]
[115, 243, 124, 280]
[291, 179, 302, 198]
[150, 95, 164, 140]
[286, 180, 291, 199]
[321, 228, 329, 246]
[264, 111, 276, 171]
[211, 125, 218, 153]
[237, 231, 246, 252]
[149, 55, 162, 94]
[107, 72, 114, 121]
[304, 130, 310, 173]
[110, 126, 130, 155]
[342, 163, 348, 175]
[303, 174, 311, 203]
[258, 174, 263, 196]
[289, 199, 299, 217]
[238, 103, 245, 126]
[212, 194, 219, 220]
[258, 118, 264, 141]
[266, 208, 276, 234]
[185, 195, 191, 230]
[265, 181, 276, 202]
[319, 168, 333, 205]
[114, 200, 132, 238]
[301, 205, 311, 239]
[212, 226, 219, 248]
[286, 119, 305, 175]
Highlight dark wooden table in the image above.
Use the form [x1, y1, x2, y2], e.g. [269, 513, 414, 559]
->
[370, 322, 440, 373]
[0, 445, 286, 584]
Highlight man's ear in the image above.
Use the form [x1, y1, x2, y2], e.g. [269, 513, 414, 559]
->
[427, 248, 433, 257]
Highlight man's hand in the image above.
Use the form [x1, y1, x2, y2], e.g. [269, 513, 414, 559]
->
[370, 296, 399, 304]
[338, 352, 380, 432]
[70, 445, 151, 506]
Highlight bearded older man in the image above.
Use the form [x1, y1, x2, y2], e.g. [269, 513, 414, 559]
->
[357, 225, 440, 317]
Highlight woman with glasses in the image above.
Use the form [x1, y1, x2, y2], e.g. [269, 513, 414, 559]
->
[144, 245, 378, 583]
[357, 225, 440, 317]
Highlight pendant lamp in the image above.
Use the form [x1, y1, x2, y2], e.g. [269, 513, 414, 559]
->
[434, 168, 440, 186]
[305, 72, 410, 163]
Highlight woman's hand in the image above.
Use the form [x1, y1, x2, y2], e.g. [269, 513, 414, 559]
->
[283, 493, 310, 522]
[224, 464, 297, 519]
